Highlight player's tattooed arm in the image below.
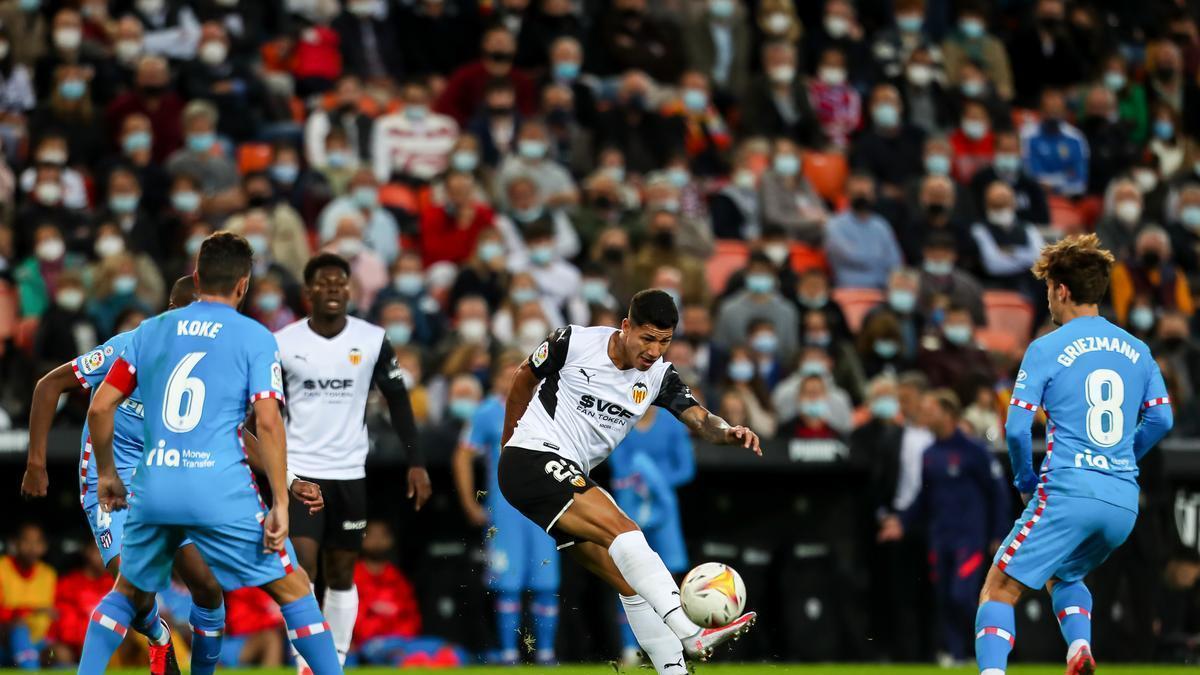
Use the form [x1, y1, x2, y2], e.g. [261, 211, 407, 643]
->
[22, 362, 82, 498]
[88, 382, 130, 512]
[678, 406, 763, 456]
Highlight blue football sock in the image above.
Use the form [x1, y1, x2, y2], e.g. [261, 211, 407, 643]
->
[11, 622, 39, 669]
[496, 592, 521, 660]
[130, 599, 167, 645]
[281, 595, 340, 675]
[615, 596, 638, 651]
[975, 600, 1016, 674]
[1052, 580, 1092, 657]
[78, 592, 136, 675]
[531, 591, 559, 662]
[189, 602, 225, 675]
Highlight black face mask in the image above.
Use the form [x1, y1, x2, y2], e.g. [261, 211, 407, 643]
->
[625, 94, 647, 112]
[593, 195, 615, 210]
[487, 105, 514, 117]
[1162, 335, 1186, 350]
[1037, 15, 1061, 32]
[1040, 119, 1061, 136]
[652, 230, 675, 248]
[925, 203, 948, 219]
[620, 8, 643, 21]
[602, 246, 626, 263]
[1141, 251, 1162, 268]
[850, 196, 873, 212]
[485, 51, 515, 64]
[247, 193, 272, 208]
[336, 103, 357, 117]
[547, 108, 572, 126]
[1155, 67, 1178, 83]
[140, 83, 166, 97]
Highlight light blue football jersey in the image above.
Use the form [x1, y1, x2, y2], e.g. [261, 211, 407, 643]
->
[74, 330, 147, 507]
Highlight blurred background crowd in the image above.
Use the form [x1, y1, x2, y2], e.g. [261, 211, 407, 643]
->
[3, 0, 1200, 668]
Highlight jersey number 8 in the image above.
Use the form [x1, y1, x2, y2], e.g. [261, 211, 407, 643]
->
[1085, 368, 1123, 448]
[163, 352, 207, 433]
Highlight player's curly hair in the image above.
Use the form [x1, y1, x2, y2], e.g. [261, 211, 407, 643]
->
[1031, 233, 1115, 305]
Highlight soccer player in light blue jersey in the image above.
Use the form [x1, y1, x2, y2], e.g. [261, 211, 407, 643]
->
[974, 234, 1174, 675]
[75, 233, 342, 675]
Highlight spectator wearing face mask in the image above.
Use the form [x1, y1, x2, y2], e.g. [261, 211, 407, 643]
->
[516, 0, 582, 72]
[852, 84, 926, 198]
[318, 167, 400, 266]
[420, 171, 495, 266]
[450, 229, 510, 313]
[940, 2, 1012, 101]
[0, 0, 46, 69]
[681, 0, 750, 105]
[780, 373, 840, 441]
[14, 166, 87, 259]
[713, 253, 799, 364]
[719, 344, 777, 438]
[590, 226, 636, 305]
[948, 99, 994, 185]
[0, 25, 34, 150]
[772, 346, 855, 433]
[895, 47, 955, 137]
[95, 166, 163, 262]
[719, 225, 799, 303]
[539, 82, 592, 178]
[742, 41, 822, 147]
[904, 173, 976, 268]
[915, 304, 989, 399]
[1096, 179, 1152, 261]
[33, 8, 115, 104]
[323, 210, 388, 310]
[264, 143, 321, 219]
[631, 208, 708, 306]
[303, 75, 376, 171]
[86, 251, 154, 336]
[760, 139, 827, 246]
[968, 130, 1049, 226]
[1146, 104, 1190, 184]
[1019, 88, 1089, 197]
[166, 100, 243, 213]
[1150, 311, 1200, 431]
[371, 250, 446, 347]
[543, 35, 597, 126]
[587, 0, 683, 82]
[1095, 53, 1148, 145]
[918, 232, 985, 328]
[88, 220, 165, 309]
[826, 173, 904, 289]
[247, 275, 295, 332]
[515, 220, 580, 311]
[808, 47, 861, 149]
[1146, 39, 1200, 139]
[495, 173, 579, 268]
[794, 269, 853, 344]
[572, 170, 640, 251]
[1110, 226, 1194, 327]
[30, 270, 96, 374]
[849, 374, 904, 511]
[1081, 86, 1141, 196]
[439, 295, 496, 364]
[708, 137, 768, 240]
[869, 0, 942, 84]
[1165, 185, 1200, 279]
[374, 299, 417, 354]
[639, 170, 713, 257]
[17, 135, 88, 212]
[222, 208, 304, 314]
[372, 80, 459, 186]
[179, 21, 268, 142]
[593, 70, 685, 174]
[466, 77, 525, 169]
[969, 180, 1044, 295]
[32, 63, 105, 166]
[744, 318, 785, 389]
[864, 267, 925, 361]
[1007, 0, 1086, 107]
[131, 0, 202, 61]
[496, 119, 578, 208]
[436, 26, 537, 126]
[223, 172, 311, 281]
[333, 0, 404, 82]
[105, 55, 185, 164]
[857, 311, 911, 379]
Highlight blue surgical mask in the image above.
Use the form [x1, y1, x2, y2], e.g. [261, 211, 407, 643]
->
[750, 332, 778, 354]
[1154, 119, 1175, 140]
[511, 287, 538, 305]
[1130, 306, 1155, 332]
[993, 153, 1021, 175]
[109, 194, 139, 214]
[404, 104, 429, 121]
[924, 154, 950, 176]
[255, 292, 282, 312]
[59, 79, 85, 100]
[187, 132, 216, 154]
[529, 245, 554, 266]
[888, 289, 916, 313]
[270, 164, 299, 184]
[923, 259, 954, 276]
[873, 339, 900, 359]
[943, 324, 973, 346]
[897, 14, 922, 32]
[513, 206, 544, 224]
[773, 154, 800, 177]
[961, 80, 985, 98]
[123, 131, 152, 154]
[518, 139, 548, 160]
[353, 186, 378, 208]
[386, 322, 413, 345]
[245, 233, 268, 255]
[870, 395, 900, 419]
[449, 397, 479, 420]
[799, 400, 829, 419]
[709, 0, 734, 18]
[478, 240, 504, 261]
[1181, 206, 1200, 229]
[553, 61, 580, 81]
[683, 88, 708, 113]
[326, 150, 352, 168]
[581, 279, 608, 303]
[172, 191, 200, 213]
[113, 274, 138, 295]
[746, 273, 774, 294]
[1103, 71, 1126, 91]
[799, 294, 827, 309]
[727, 360, 755, 382]
[666, 167, 690, 188]
[872, 103, 900, 128]
[393, 272, 424, 296]
[959, 18, 984, 38]
[185, 235, 204, 255]
[603, 166, 626, 183]
[799, 360, 828, 377]
[451, 150, 479, 172]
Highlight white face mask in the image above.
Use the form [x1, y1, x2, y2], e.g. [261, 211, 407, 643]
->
[54, 28, 82, 51]
[765, 12, 791, 34]
[115, 39, 143, 64]
[768, 65, 795, 84]
[35, 182, 63, 205]
[987, 208, 1015, 228]
[56, 287, 85, 311]
[518, 319, 550, 351]
[763, 243, 790, 266]
[824, 15, 850, 38]
[336, 237, 364, 259]
[199, 41, 228, 66]
[137, 0, 165, 14]
[1114, 199, 1142, 225]
[819, 67, 846, 86]
[36, 238, 66, 262]
[95, 235, 125, 258]
[459, 318, 488, 343]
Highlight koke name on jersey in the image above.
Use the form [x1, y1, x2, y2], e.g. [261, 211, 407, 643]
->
[176, 320, 223, 338]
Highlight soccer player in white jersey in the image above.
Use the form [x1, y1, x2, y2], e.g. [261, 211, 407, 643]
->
[500, 289, 760, 673]
[274, 253, 432, 670]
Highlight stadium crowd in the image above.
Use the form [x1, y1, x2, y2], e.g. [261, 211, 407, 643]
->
[3, 0, 1200, 667]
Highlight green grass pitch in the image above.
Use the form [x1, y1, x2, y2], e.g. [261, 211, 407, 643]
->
[10, 665, 1192, 674]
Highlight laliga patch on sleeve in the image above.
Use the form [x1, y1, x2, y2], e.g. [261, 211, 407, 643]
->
[271, 362, 283, 391]
[81, 349, 105, 374]
[531, 341, 550, 367]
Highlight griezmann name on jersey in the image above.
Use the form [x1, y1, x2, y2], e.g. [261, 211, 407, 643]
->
[1010, 315, 1168, 512]
[105, 301, 285, 526]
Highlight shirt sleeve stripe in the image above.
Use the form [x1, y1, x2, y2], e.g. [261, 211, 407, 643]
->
[1009, 397, 1039, 412]
[103, 358, 137, 397]
[71, 361, 91, 389]
[250, 390, 285, 405]
[1143, 397, 1170, 409]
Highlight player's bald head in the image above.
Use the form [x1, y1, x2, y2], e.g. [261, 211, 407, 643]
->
[169, 275, 196, 309]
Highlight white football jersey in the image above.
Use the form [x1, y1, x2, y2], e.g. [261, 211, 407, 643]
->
[508, 325, 698, 473]
[275, 317, 389, 480]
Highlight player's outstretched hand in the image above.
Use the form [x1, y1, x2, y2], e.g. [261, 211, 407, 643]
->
[877, 515, 904, 542]
[290, 479, 324, 514]
[727, 426, 762, 456]
[407, 467, 432, 511]
[263, 508, 289, 553]
[20, 465, 48, 499]
[98, 472, 128, 512]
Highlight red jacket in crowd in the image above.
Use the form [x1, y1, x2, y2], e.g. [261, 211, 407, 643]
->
[225, 587, 284, 637]
[290, 26, 343, 81]
[949, 129, 995, 185]
[50, 568, 112, 651]
[353, 560, 421, 644]
[419, 202, 495, 266]
[433, 62, 537, 126]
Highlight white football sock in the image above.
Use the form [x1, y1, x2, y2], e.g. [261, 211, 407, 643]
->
[608, 531, 701, 640]
[1067, 639, 1090, 662]
[292, 582, 315, 671]
[324, 585, 359, 666]
[981, 669, 1005, 675]
[619, 594, 686, 674]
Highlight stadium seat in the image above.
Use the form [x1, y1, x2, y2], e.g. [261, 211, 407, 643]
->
[983, 291, 1034, 346]
[788, 243, 828, 275]
[801, 151, 848, 204]
[975, 327, 1020, 355]
[832, 287, 884, 333]
[13, 316, 38, 356]
[237, 143, 273, 174]
[705, 240, 750, 294]
[1048, 195, 1083, 232]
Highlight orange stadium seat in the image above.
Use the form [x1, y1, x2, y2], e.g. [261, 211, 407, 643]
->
[1048, 195, 1083, 232]
[705, 240, 750, 294]
[801, 151, 848, 204]
[237, 143, 273, 175]
[983, 291, 1034, 347]
[832, 287, 884, 333]
[975, 327, 1020, 356]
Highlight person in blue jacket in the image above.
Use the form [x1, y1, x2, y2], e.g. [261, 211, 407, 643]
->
[608, 406, 695, 664]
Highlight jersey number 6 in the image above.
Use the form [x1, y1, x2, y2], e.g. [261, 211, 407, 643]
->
[163, 352, 207, 433]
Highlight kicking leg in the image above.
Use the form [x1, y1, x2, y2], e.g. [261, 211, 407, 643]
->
[321, 548, 359, 666]
[175, 543, 225, 675]
[78, 574, 157, 674]
[975, 564, 1027, 675]
[262, 567, 342, 675]
[1048, 579, 1095, 674]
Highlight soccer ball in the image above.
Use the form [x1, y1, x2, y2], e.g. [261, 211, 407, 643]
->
[679, 562, 746, 628]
